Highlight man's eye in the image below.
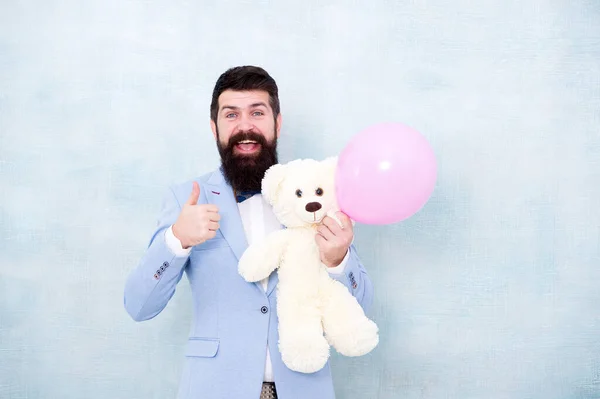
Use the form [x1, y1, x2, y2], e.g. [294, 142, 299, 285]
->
[295, 189, 303, 197]
[253, 111, 264, 116]
[226, 113, 236, 118]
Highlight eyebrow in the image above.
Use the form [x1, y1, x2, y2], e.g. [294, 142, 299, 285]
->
[221, 102, 268, 112]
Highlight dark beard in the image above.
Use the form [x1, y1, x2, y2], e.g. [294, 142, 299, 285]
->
[217, 130, 278, 193]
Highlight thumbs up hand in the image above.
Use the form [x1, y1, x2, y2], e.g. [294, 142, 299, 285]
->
[172, 182, 220, 249]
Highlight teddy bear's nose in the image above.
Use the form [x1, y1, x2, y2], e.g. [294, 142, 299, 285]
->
[305, 202, 322, 213]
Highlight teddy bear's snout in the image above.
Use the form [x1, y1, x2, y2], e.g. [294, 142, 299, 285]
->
[305, 202, 322, 213]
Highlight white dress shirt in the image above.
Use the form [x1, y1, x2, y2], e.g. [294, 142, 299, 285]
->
[164, 193, 348, 382]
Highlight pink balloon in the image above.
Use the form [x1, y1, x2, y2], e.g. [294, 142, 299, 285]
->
[335, 123, 437, 225]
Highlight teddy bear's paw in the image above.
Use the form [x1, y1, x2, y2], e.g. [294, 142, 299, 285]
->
[237, 260, 257, 282]
[328, 319, 379, 357]
[237, 253, 265, 282]
[280, 335, 330, 373]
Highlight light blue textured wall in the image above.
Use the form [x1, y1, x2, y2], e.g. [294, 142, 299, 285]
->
[1, 1, 599, 398]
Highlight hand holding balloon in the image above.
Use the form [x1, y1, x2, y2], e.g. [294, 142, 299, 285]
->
[335, 123, 437, 225]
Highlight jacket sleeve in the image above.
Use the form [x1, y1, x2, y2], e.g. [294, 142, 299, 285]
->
[123, 185, 191, 321]
[327, 244, 374, 314]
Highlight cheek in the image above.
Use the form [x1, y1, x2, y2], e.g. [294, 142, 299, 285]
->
[290, 198, 312, 218]
[296, 200, 308, 214]
[319, 195, 336, 210]
[256, 119, 276, 137]
[218, 130, 237, 147]
[217, 120, 235, 138]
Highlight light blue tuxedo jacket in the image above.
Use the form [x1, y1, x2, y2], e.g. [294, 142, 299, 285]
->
[124, 167, 374, 399]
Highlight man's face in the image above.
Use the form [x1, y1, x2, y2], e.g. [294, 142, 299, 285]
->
[211, 89, 282, 192]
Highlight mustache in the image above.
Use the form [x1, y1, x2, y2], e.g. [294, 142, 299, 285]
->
[227, 131, 269, 147]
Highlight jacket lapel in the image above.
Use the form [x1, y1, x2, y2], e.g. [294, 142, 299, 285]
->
[266, 271, 279, 297]
[203, 168, 283, 296]
[204, 169, 248, 262]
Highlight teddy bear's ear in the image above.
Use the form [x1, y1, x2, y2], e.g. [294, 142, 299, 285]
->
[261, 163, 288, 205]
[322, 156, 339, 176]
[323, 155, 338, 167]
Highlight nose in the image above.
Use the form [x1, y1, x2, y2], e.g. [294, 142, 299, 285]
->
[236, 113, 255, 132]
[305, 202, 322, 213]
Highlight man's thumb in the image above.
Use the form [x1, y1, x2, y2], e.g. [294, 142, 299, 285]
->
[186, 181, 200, 205]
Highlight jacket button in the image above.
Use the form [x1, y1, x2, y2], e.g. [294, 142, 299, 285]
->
[261, 306, 268, 314]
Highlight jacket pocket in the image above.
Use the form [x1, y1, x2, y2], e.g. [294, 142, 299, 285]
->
[185, 337, 219, 358]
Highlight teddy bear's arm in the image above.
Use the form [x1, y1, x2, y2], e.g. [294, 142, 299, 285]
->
[238, 229, 289, 282]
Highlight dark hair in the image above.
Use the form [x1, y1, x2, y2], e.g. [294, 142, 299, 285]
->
[210, 65, 280, 123]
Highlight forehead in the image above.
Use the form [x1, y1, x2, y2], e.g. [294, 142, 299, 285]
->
[218, 90, 270, 110]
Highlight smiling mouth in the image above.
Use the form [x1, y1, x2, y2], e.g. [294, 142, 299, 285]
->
[235, 140, 261, 154]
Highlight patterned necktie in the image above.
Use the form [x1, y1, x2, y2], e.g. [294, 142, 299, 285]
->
[236, 190, 261, 203]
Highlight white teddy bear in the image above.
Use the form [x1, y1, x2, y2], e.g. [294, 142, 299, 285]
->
[237, 157, 379, 373]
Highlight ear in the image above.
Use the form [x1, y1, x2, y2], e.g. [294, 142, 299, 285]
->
[275, 113, 282, 138]
[322, 156, 346, 222]
[210, 119, 217, 140]
[322, 156, 338, 175]
[261, 163, 288, 205]
[322, 156, 339, 190]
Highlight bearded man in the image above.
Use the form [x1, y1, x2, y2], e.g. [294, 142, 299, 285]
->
[124, 65, 374, 399]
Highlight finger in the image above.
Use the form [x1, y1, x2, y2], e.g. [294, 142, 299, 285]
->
[335, 211, 352, 228]
[207, 211, 221, 222]
[315, 233, 327, 247]
[208, 221, 219, 231]
[203, 204, 219, 213]
[317, 225, 335, 240]
[322, 216, 343, 235]
[186, 182, 200, 205]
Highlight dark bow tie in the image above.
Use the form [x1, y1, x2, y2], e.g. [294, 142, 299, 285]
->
[236, 190, 261, 203]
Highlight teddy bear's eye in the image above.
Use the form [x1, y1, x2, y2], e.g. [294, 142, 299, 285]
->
[315, 188, 324, 196]
[295, 189, 303, 197]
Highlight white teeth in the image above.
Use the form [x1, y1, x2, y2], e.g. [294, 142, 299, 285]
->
[238, 140, 257, 144]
